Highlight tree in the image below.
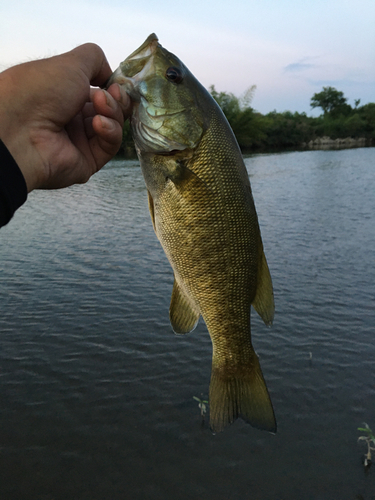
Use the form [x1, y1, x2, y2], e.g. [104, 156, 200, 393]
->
[209, 85, 265, 149]
[358, 103, 375, 138]
[209, 85, 241, 123]
[310, 86, 349, 116]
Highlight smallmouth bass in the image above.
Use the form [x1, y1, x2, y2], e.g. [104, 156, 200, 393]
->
[108, 34, 276, 433]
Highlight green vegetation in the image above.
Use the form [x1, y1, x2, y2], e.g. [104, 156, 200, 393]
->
[193, 395, 208, 418]
[210, 85, 375, 152]
[310, 86, 350, 116]
[358, 423, 375, 467]
[117, 85, 375, 156]
[121, 120, 134, 156]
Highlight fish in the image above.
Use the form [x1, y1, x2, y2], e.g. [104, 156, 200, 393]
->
[107, 34, 276, 433]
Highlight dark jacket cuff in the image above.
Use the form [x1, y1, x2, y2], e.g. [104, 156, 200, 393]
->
[0, 139, 28, 227]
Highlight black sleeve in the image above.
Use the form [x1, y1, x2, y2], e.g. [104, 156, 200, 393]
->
[0, 139, 28, 228]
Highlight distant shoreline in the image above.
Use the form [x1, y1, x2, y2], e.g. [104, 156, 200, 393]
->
[240, 137, 374, 155]
[304, 136, 372, 150]
[241, 137, 374, 154]
[116, 137, 374, 159]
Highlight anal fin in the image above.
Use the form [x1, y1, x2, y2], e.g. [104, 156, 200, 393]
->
[252, 247, 275, 326]
[169, 279, 200, 334]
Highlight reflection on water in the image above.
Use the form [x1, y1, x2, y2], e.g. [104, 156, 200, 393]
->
[0, 149, 374, 499]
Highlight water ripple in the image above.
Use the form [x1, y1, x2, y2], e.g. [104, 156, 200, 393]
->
[1, 150, 375, 499]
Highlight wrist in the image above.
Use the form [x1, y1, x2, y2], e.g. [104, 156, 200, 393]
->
[0, 130, 43, 193]
[0, 66, 44, 192]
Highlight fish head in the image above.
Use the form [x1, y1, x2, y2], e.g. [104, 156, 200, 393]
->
[107, 34, 207, 154]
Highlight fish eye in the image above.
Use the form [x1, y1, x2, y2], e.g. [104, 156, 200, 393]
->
[165, 67, 183, 84]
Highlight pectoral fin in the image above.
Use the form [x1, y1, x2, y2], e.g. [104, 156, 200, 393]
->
[252, 247, 275, 326]
[164, 158, 212, 195]
[169, 279, 200, 334]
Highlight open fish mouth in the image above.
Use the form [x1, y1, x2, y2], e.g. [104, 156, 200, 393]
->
[106, 34, 159, 96]
[124, 33, 159, 64]
[107, 34, 185, 116]
[108, 34, 191, 153]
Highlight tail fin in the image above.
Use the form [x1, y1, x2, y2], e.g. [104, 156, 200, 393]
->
[209, 354, 276, 433]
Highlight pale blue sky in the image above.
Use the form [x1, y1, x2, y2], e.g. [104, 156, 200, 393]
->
[1, 0, 374, 114]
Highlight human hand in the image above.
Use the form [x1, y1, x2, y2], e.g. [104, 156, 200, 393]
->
[0, 43, 131, 192]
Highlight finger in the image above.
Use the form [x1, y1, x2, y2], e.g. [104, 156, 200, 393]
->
[106, 83, 133, 120]
[90, 114, 123, 169]
[83, 100, 96, 120]
[81, 101, 96, 138]
[84, 116, 95, 140]
[92, 89, 124, 127]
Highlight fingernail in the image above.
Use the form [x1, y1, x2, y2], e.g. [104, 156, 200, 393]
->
[99, 115, 114, 130]
[117, 85, 129, 105]
[102, 89, 113, 108]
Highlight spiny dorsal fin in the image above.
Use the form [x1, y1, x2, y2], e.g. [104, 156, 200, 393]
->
[252, 247, 275, 326]
[169, 279, 200, 334]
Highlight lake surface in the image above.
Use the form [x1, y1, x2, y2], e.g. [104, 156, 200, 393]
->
[0, 148, 374, 499]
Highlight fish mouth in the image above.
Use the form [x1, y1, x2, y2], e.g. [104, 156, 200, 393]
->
[107, 34, 195, 154]
[105, 34, 159, 95]
[125, 33, 159, 62]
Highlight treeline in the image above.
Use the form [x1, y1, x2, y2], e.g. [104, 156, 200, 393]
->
[118, 86, 375, 155]
[210, 85, 375, 152]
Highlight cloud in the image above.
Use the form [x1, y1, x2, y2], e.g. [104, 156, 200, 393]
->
[284, 57, 318, 73]
[284, 62, 315, 73]
[1, 0, 374, 115]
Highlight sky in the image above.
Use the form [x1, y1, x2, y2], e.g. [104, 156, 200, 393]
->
[1, 0, 374, 115]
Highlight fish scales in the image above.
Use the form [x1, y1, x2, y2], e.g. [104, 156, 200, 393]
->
[108, 34, 276, 433]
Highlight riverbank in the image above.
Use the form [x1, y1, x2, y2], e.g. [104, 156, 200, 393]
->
[304, 136, 371, 149]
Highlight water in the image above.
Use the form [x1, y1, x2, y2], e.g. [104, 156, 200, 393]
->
[0, 148, 374, 499]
